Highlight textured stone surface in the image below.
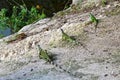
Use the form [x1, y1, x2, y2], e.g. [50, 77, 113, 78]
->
[0, 0, 120, 80]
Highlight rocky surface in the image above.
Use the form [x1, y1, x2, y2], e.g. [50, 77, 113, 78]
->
[0, 0, 120, 80]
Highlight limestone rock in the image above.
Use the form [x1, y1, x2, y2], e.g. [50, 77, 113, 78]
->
[0, 0, 120, 80]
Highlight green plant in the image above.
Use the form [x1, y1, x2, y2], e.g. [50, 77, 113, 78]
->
[0, 9, 9, 38]
[27, 7, 46, 24]
[0, 5, 46, 37]
[0, 34, 4, 38]
[0, 9, 9, 30]
[8, 6, 27, 33]
[102, 0, 107, 6]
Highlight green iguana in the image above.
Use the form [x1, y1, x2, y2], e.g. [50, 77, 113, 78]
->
[89, 13, 99, 32]
[37, 44, 94, 77]
[38, 45, 52, 62]
[37, 45, 77, 77]
[60, 29, 94, 55]
[60, 29, 76, 43]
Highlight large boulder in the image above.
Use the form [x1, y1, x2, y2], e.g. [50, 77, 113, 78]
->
[0, 0, 120, 80]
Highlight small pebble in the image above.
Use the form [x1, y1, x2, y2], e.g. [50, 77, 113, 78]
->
[31, 68, 33, 71]
[106, 66, 108, 69]
[104, 74, 108, 77]
[23, 73, 26, 76]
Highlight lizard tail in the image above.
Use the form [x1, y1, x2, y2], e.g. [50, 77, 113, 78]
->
[50, 61, 76, 77]
[60, 28, 64, 34]
[95, 19, 99, 33]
